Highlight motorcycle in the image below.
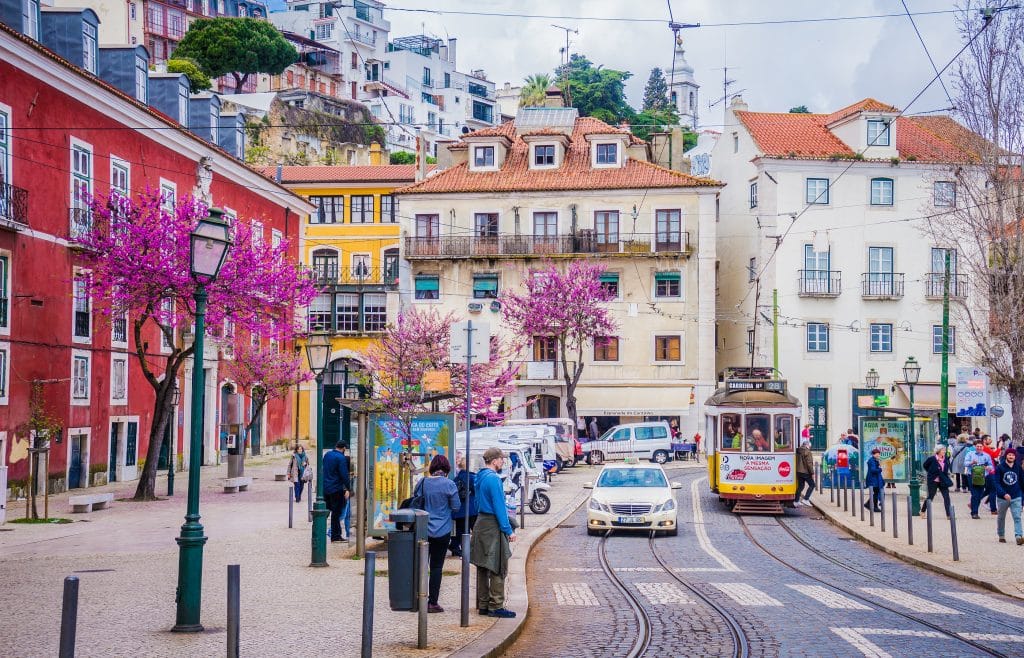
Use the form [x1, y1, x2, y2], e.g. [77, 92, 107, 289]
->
[504, 468, 552, 515]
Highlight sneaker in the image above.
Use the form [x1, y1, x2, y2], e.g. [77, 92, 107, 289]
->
[991, 510, 999, 516]
[971, 514, 981, 519]
[1017, 536, 1024, 546]
[488, 608, 517, 618]
[427, 604, 444, 613]
[999, 537, 1007, 543]
[802, 500, 812, 507]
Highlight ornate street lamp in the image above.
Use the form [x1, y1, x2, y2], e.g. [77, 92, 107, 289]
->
[903, 356, 922, 515]
[173, 207, 231, 633]
[167, 383, 181, 496]
[865, 368, 880, 389]
[305, 334, 332, 567]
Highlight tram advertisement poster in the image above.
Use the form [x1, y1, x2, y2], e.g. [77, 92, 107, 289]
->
[368, 413, 454, 536]
[718, 453, 793, 484]
[859, 419, 909, 483]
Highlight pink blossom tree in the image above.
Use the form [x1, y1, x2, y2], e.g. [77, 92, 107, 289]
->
[80, 190, 317, 500]
[500, 260, 618, 422]
[360, 307, 520, 443]
[221, 340, 313, 458]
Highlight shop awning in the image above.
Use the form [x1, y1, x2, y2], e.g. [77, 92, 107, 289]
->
[574, 385, 691, 417]
[895, 383, 956, 411]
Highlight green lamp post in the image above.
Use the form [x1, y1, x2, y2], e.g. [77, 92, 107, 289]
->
[167, 383, 181, 497]
[903, 356, 922, 515]
[173, 208, 231, 633]
[305, 334, 332, 568]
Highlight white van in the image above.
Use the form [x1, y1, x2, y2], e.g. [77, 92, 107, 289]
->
[581, 421, 674, 465]
[467, 426, 558, 464]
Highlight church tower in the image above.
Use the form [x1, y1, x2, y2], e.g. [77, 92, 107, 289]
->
[668, 34, 699, 129]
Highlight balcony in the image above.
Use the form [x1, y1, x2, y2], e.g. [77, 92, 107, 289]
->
[312, 265, 399, 288]
[512, 360, 575, 382]
[404, 232, 691, 260]
[345, 28, 376, 46]
[861, 273, 905, 299]
[69, 207, 94, 242]
[797, 270, 841, 297]
[924, 272, 968, 299]
[0, 182, 29, 231]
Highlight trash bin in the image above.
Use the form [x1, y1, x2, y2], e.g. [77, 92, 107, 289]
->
[387, 509, 429, 611]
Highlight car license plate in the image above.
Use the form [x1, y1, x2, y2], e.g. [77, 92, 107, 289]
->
[617, 516, 644, 524]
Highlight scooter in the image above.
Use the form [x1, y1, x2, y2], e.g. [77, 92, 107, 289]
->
[504, 468, 552, 515]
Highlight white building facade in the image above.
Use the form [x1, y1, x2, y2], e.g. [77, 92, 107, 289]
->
[713, 96, 992, 449]
[396, 108, 721, 438]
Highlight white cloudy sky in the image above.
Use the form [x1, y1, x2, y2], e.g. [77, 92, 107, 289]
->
[379, 0, 970, 127]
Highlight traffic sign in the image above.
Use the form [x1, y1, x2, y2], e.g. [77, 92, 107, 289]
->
[449, 321, 490, 364]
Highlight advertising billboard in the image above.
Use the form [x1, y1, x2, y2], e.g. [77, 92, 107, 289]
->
[956, 367, 989, 417]
[718, 453, 793, 485]
[859, 419, 909, 483]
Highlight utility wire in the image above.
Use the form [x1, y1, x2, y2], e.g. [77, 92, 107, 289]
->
[901, 0, 955, 108]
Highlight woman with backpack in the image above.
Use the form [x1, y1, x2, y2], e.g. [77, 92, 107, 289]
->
[965, 438, 996, 519]
[450, 454, 478, 557]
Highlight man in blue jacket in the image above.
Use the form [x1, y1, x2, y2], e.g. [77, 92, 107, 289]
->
[323, 440, 350, 542]
[469, 447, 517, 618]
[993, 449, 1024, 545]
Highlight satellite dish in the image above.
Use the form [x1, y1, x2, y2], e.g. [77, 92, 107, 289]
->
[461, 126, 470, 134]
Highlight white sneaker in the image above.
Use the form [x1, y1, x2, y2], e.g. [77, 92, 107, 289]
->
[802, 500, 812, 507]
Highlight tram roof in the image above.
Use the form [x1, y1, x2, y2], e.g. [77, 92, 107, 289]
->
[705, 386, 802, 408]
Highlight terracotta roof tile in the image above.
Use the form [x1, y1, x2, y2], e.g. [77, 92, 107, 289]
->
[824, 98, 899, 125]
[399, 117, 719, 195]
[260, 164, 429, 183]
[735, 111, 853, 158]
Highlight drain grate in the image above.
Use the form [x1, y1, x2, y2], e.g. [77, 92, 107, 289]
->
[556, 524, 576, 529]
[72, 569, 116, 573]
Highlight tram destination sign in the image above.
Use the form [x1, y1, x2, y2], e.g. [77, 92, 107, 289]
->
[725, 379, 787, 394]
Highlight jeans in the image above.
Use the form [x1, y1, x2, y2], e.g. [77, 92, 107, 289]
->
[970, 482, 988, 515]
[325, 491, 346, 540]
[293, 480, 304, 502]
[983, 475, 998, 512]
[997, 497, 1023, 538]
[449, 515, 477, 554]
[342, 499, 351, 537]
[955, 473, 969, 491]
[795, 473, 815, 501]
[923, 480, 951, 515]
[427, 535, 450, 605]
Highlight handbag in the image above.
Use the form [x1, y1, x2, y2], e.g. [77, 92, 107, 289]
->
[400, 479, 426, 510]
[301, 464, 312, 482]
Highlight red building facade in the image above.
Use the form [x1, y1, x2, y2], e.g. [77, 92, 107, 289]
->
[0, 20, 312, 499]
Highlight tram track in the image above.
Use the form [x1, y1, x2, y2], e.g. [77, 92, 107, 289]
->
[737, 515, 1011, 658]
[596, 531, 652, 658]
[776, 516, 1024, 635]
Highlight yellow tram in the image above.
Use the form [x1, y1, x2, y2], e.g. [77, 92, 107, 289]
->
[705, 373, 802, 514]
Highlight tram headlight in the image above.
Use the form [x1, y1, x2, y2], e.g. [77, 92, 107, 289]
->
[653, 499, 676, 513]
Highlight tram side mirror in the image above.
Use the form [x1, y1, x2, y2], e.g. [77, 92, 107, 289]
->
[583, 482, 594, 489]
[670, 482, 683, 490]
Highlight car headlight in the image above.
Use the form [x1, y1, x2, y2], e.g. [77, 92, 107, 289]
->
[588, 498, 610, 513]
[653, 499, 676, 513]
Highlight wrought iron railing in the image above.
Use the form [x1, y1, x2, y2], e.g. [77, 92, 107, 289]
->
[404, 232, 690, 258]
[798, 270, 842, 297]
[69, 207, 93, 240]
[312, 265, 399, 287]
[0, 182, 29, 229]
[861, 273, 905, 298]
[924, 272, 968, 299]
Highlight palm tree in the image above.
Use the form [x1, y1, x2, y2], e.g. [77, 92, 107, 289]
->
[520, 73, 551, 107]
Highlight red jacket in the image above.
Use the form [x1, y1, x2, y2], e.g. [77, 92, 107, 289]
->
[983, 446, 1001, 462]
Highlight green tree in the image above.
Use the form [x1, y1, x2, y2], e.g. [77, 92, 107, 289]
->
[631, 106, 680, 142]
[642, 67, 672, 112]
[555, 54, 634, 123]
[167, 58, 211, 93]
[789, 105, 811, 113]
[520, 73, 551, 107]
[171, 18, 297, 93]
[389, 151, 436, 165]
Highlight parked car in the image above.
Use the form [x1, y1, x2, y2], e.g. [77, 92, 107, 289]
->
[503, 419, 576, 470]
[584, 462, 682, 536]
[581, 421, 674, 465]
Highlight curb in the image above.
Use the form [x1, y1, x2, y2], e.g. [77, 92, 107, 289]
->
[447, 485, 592, 658]
[811, 498, 1024, 601]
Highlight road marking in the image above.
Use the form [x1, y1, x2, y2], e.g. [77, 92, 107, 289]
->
[552, 582, 599, 606]
[710, 582, 782, 606]
[615, 567, 664, 572]
[943, 591, 1024, 616]
[548, 566, 731, 573]
[787, 584, 871, 610]
[859, 588, 960, 614]
[692, 477, 741, 572]
[958, 633, 1024, 643]
[830, 628, 893, 658]
[635, 582, 696, 605]
[548, 568, 601, 572]
[673, 567, 734, 573]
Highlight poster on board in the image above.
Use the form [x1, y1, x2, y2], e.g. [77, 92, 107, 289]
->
[859, 419, 909, 483]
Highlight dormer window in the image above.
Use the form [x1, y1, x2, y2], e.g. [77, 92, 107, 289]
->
[473, 146, 494, 167]
[135, 56, 148, 102]
[534, 145, 555, 166]
[867, 119, 891, 146]
[82, 22, 98, 73]
[596, 143, 618, 165]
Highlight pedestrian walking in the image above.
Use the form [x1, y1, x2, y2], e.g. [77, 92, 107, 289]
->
[794, 439, 815, 506]
[588, 417, 599, 443]
[965, 438, 996, 519]
[950, 434, 971, 492]
[450, 454, 478, 557]
[415, 454, 460, 613]
[801, 423, 812, 442]
[470, 447, 517, 619]
[287, 445, 310, 503]
[994, 449, 1024, 545]
[863, 447, 884, 512]
[323, 440, 350, 542]
[339, 445, 353, 540]
[922, 444, 953, 516]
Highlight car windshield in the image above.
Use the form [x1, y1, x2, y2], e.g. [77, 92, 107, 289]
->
[596, 468, 667, 488]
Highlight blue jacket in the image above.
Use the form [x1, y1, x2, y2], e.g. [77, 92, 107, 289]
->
[452, 469, 478, 519]
[323, 449, 350, 495]
[993, 459, 1024, 501]
[864, 456, 885, 489]
[419, 476, 460, 539]
[475, 467, 513, 536]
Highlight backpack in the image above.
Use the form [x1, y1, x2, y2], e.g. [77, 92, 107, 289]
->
[456, 473, 474, 502]
[971, 464, 987, 487]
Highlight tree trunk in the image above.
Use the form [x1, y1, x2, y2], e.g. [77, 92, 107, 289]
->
[1010, 386, 1024, 442]
[132, 389, 174, 501]
[29, 451, 39, 520]
[232, 72, 247, 94]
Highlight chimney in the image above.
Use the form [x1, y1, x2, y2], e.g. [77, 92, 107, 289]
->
[369, 142, 383, 166]
[729, 94, 748, 111]
[415, 130, 428, 182]
[447, 38, 457, 67]
[543, 84, 564, 108]
[438, 43, 448, 61]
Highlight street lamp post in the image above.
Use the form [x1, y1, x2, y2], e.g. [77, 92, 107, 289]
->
[305, 334, 332, 568]
[167, 383, 181, 497]
[173, 208, 231, 633]
[903, 356, 922, 515]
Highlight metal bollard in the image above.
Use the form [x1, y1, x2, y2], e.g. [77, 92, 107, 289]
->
[892, 492, 898, 539]
[869, 492, 875, 527]
[859, 483, 865, 521]
[829, 469, 835, 503]
[227, 565, 240, 658]
[818, 462, 823, 494]
[926, 500, 934, 553]
[288, 484, 294, 529]
[361, 551, 376, 658]
[307, 480, 313, 522]
[519, 474, 527, 530]
[460, 534, 470, 628]
[949, 506, 960, 561]
[907, 496, 914, 546]
[59, 576, 79, 658]
[842, 476, 848, 512]
[417, 540, 428, 649]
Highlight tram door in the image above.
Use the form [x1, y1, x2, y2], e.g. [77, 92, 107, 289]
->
[808, 387, 828, 451]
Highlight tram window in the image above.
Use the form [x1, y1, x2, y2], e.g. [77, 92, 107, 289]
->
[745, 414, 771, 452]
[774, 415, 794, 452]
[721, 413, 742, 451]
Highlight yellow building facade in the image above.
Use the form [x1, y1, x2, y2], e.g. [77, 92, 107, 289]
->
[271, 160, 419, 446]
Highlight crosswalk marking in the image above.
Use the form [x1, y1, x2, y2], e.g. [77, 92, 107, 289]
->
[787, 585, 871, 610]
[860, 587, 960, 614]
[710, 582, 783, 606]
[943, 591, 1024, 617]
[958, 632, 1024, 643]
[552, 583, 599, 606]
[832, 627, 946, 658]
[634, 582, 696, 605]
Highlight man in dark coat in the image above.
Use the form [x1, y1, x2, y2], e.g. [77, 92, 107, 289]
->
[322, 440, 350, 542]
